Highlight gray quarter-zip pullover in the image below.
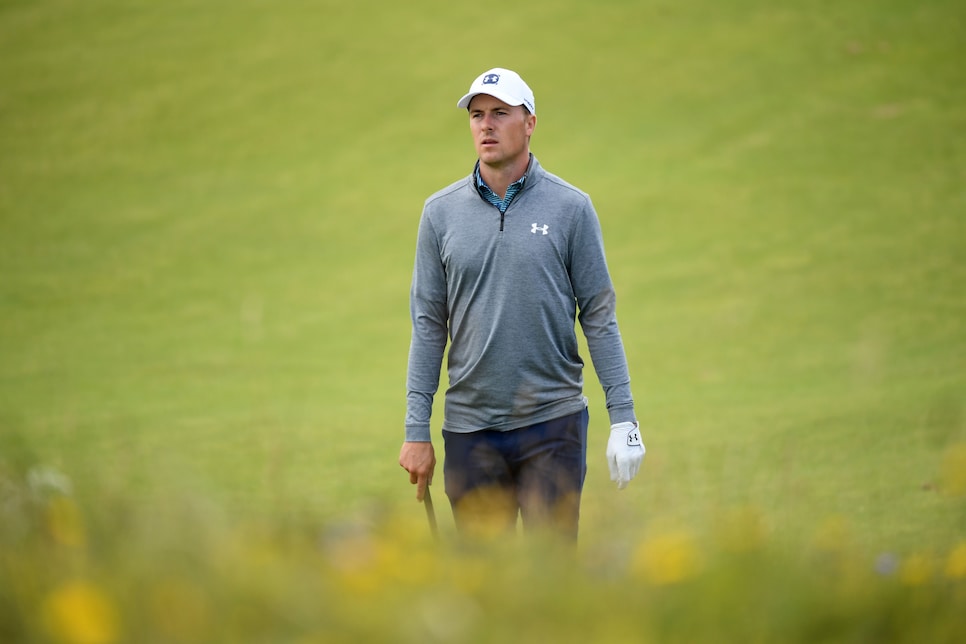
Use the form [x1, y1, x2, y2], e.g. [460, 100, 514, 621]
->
[405, 156, 636, 441]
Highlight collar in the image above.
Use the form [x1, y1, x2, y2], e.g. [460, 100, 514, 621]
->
[473, 153, 533, 194]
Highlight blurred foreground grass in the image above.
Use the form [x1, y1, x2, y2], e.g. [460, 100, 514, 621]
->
[2, 461, 965, 643]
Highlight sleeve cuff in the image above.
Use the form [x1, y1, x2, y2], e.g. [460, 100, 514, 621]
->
[607, 406, 637, 427]
[405, 425, 432, 442]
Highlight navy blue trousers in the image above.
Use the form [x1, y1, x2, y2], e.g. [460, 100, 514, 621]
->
[442, 408, 589, 540]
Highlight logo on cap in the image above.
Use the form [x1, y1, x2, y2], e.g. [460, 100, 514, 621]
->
[482, 74, 500, 85]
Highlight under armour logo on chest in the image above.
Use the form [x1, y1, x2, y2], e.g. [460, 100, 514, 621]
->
[531, 223, 549, 235]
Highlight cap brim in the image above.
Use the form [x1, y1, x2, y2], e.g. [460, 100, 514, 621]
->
[456, 90, 525, 110]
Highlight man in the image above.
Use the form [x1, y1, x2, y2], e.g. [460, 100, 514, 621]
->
[399, 67, 644, 541]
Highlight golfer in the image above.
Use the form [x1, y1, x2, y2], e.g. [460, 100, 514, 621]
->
[399, 68, 644, 540]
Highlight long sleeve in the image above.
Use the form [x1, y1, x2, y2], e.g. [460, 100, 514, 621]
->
[404, 210, 448, 441]
[570, 200, 637, 425]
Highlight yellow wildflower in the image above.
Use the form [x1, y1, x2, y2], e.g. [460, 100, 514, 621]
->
[631, 530, 702, 585]
[940, 443, 966, 496]
[899, 553, 934, 586]
[42, 580, 119, 644]
[944, 542, 966, 580]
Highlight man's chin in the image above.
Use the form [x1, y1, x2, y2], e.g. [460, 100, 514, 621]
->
[477, 149, 502, 163]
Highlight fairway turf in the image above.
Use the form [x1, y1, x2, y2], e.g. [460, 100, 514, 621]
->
[1, 0, 965, 640]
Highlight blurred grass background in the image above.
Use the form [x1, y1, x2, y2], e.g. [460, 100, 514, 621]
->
[1, 0, 964, 640]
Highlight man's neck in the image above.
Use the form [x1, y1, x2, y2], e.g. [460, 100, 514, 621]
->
[479, 153, 530, 200]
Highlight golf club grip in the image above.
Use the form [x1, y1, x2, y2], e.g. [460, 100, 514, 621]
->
[424, 485, 439, 540]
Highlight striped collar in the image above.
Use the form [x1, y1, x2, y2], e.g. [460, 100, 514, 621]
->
[474, 156, 531, 213]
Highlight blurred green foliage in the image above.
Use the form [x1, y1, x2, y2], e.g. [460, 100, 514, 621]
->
[1, 470, 964, 642]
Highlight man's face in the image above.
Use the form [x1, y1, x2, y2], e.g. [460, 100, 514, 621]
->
[468, 94, 536, 170]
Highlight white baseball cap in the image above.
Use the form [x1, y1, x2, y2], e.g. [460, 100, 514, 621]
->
[456, 68, 536, 115]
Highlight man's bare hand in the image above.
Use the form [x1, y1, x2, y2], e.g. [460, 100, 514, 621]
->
[399, 441, 436, 502]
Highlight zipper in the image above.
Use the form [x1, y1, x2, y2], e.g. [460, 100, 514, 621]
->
[499, 199, 516, 231]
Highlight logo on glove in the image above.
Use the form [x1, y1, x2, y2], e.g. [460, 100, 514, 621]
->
[627, 429, 642, 447]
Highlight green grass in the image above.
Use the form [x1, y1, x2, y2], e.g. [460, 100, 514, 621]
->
[2, 0, 965, 641]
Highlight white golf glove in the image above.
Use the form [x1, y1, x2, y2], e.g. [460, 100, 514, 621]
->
[607, 421, 645, 490]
